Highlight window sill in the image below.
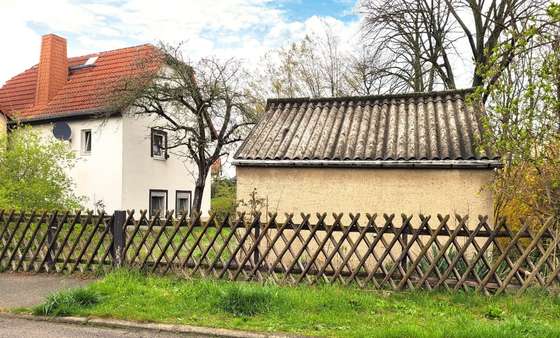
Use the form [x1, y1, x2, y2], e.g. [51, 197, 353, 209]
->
[152, 156, 167, 161]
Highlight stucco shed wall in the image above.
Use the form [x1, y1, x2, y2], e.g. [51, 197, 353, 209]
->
[236, 167, 494, 224]
[0, 113, 6, 137]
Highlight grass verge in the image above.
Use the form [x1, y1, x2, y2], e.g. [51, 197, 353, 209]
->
[33, 288, 100, 316]
[28, 270, 560, 338]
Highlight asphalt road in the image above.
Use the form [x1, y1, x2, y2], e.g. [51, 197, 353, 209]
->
[0, 317, 193, 338]
[0, 273, 93, 309]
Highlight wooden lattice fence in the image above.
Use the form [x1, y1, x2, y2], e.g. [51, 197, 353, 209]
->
[0, 209, 559, 295]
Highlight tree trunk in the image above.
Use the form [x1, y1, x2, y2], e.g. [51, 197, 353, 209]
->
[472, 66, 484, 88]
[192, 167, 209, 214]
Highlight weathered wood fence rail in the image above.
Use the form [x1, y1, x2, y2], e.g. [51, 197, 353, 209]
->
[1, 209, 559, 295]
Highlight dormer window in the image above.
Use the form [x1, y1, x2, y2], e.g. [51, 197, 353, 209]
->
[84, 56, 98, 66]
[151, 129, 167, 160]
[69, 55, 99, 72]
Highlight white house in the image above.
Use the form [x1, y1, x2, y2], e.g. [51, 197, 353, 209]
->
[0, 34, 211, 217]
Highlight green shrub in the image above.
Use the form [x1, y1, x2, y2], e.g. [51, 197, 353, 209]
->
[33, 288, 100, 316]
[0, 126, 83, 210]
[217, 284, 276, 317]
[211, 177, 237, 219]
[484, 304, 504, 320]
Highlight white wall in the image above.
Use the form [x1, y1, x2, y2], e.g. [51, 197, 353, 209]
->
[30, 112, 211, 217]
[33, 117, 124, 212]
[121, 112, 211, 217]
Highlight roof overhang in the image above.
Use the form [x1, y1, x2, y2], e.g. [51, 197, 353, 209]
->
[7, 108, 120, 125]
[233, 159, 502, 169]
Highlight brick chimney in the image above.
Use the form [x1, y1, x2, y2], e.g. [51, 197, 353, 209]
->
[35, 34, 68, 106]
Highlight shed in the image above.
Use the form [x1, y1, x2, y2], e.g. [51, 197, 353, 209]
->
[233, 89, 500, 221]
[0, 109, 6, 137]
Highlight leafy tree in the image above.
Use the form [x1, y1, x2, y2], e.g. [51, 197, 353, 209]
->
[210, 177, 237, 220]
[0, 126, 82, 210]
[477, 3, 560, 227]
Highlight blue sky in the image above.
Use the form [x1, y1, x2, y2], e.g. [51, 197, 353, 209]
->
[277, 0, 357, 21]
[0, 0, 361, 86]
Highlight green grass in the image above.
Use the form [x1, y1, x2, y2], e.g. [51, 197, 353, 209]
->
[28, 269, 560, 337]
[216, 284, 277, 316]
[124, 226, 233, 263]
[32, 288, 100, 316]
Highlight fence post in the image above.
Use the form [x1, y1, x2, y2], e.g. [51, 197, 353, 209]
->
[253, 216, 261, 269]
[45, 214, 59, 271]
[111, 210, 126, 268]
[400, 216, 409, 271]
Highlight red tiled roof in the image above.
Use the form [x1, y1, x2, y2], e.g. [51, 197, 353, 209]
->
[0, 44, 161, 121]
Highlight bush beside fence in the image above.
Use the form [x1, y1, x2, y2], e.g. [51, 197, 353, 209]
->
[0, 209, 558, 295]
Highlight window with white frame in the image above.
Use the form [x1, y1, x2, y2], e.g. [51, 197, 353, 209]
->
[151, 129, 167, 160]
[175, 191, 191, 217]
[81, 129, 92, 155]
[149, 190, 167, 217]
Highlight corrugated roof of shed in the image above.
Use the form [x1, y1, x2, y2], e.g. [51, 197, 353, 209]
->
[234, 89, 499, 167]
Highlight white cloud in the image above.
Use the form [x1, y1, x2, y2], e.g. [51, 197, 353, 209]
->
[0, 0, 360, 86]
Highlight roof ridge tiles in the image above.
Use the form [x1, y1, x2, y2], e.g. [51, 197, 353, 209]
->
[266, 88, 475, 106]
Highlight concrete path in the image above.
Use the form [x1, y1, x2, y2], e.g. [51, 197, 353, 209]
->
[0, 273, 93, 309]
[0, 316, 187, 338]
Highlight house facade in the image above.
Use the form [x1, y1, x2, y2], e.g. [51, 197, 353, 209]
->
[234, 90, 499, 223]
[0, 34, 211, 216]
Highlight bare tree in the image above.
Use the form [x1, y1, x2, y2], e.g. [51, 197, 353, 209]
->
[262, 20, 360, 98]
[264, 36, 341, 98]
[317, 23, 346, 97]
[344, 44, 397, 95]
[361, 0, 550, 98]
[361, 0, 456, 92]
[446, 0, 549, 91]
[115, 45, 257, 213]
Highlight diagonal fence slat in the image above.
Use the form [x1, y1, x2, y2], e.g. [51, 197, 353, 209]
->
[348, 214, 395, 287]
[0, 209, 558, 294]
[49, 211, 82, 273]
[191, 214, 227, 276]
[14, 211, 48, 271]
[332, 213, 376, 284]
[495, 218, 555, 295]
[518, 226, 560, 293]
